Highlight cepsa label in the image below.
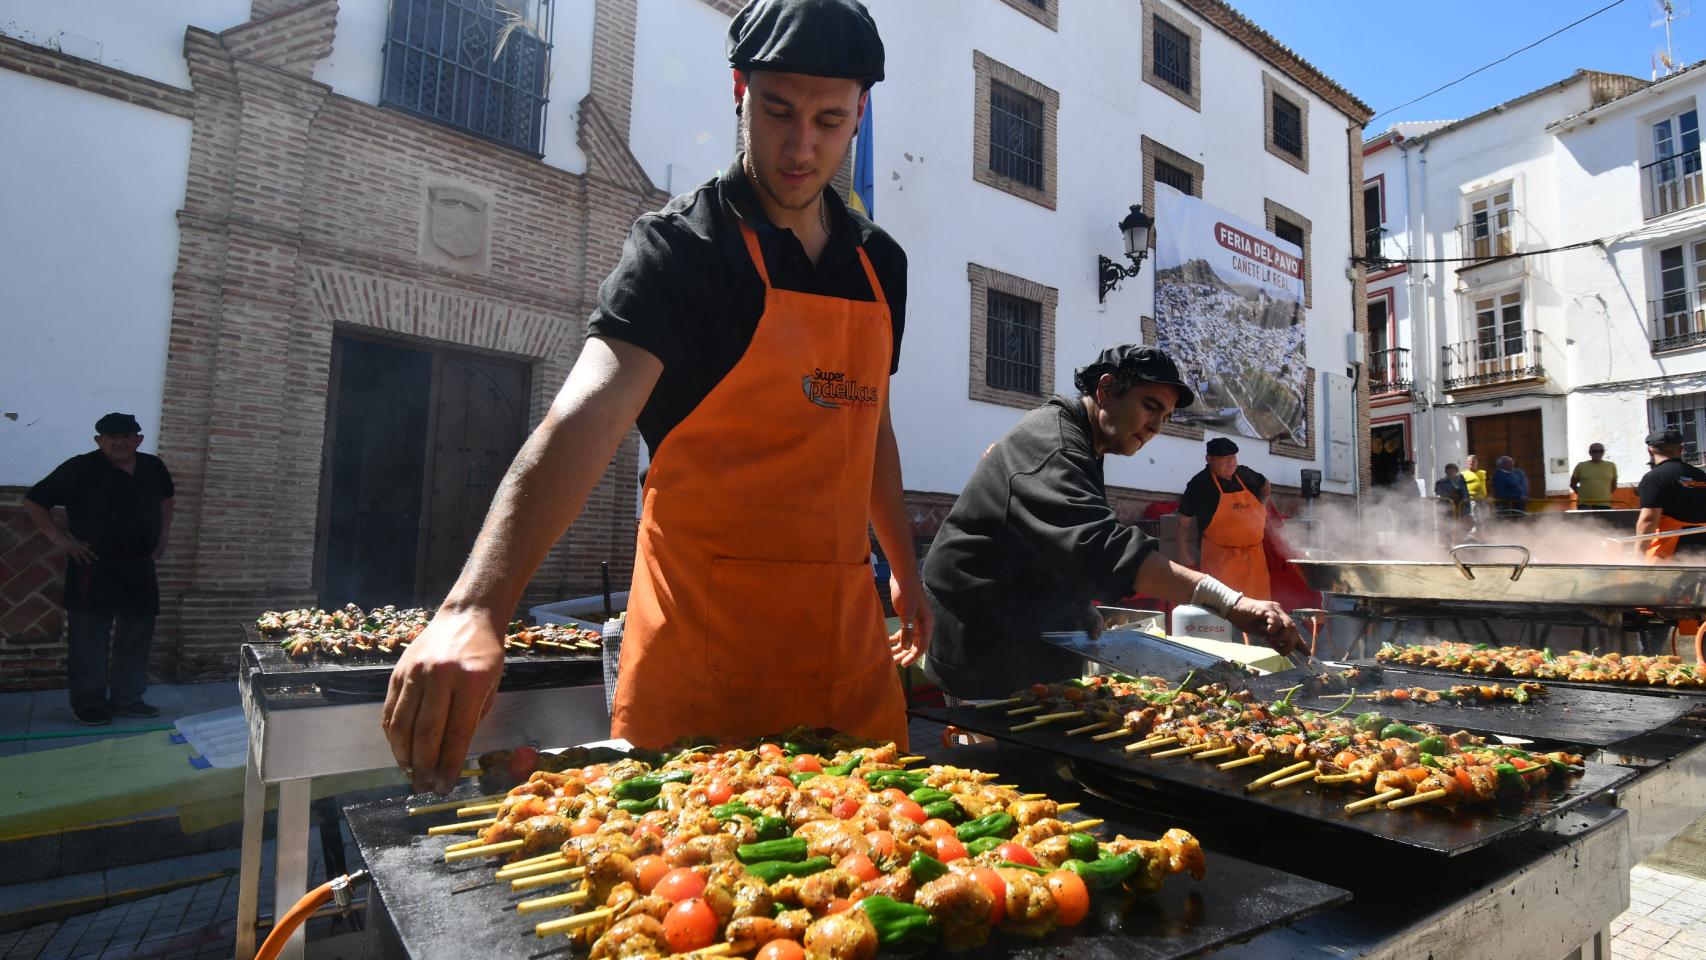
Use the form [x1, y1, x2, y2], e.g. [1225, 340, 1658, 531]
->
[1215, 222, 1303, 279]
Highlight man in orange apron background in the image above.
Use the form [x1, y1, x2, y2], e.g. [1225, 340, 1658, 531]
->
[380, 0, 928, 793]
[1636, 427, 1706, 564]
[1178, 437, 1273, 601]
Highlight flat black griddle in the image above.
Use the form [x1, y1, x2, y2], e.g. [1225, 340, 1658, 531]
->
[912, 705, 1634, 857]
[241, 643, 601, 704]
[1347, 656, 1706, 701]
[346, 769, 1349, 960]
[1240, 668, 1697, 747]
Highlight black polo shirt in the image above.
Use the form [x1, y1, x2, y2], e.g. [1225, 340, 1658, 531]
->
[27, 451, 175, 558]
[1638, 458, 1706, 554]
[1178, 465, 1269, 521]
[588, 159, 907, 457]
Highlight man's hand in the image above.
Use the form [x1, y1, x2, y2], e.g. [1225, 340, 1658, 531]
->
[1225, 597, 1301, 655]
[54, 534, 97, 565]
[1083, 603, 1105, 640]
[382, 608, 508, 794]
[887, 574, 932, 667]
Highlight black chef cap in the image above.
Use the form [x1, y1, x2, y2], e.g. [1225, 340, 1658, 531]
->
[1206, 437, 1239, 456]
[96, 412, 142, 434]
[1073, 344, 1195, 408]
[727, 0, 885, 85]
[1647, 427, 1685, 447]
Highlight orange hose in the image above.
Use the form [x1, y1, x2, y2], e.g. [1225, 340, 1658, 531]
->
[255, 879, 336, 960]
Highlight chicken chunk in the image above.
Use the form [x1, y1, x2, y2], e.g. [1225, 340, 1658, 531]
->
[803, 908, 878, 960]
[915, 871, 996, 951]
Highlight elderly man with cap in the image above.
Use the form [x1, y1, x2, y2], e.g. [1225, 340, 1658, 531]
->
[921, 345, 1300, 700]
[1635, 427, 1706, 562]
[22, 414, 175, 725]
[1178, 436, 1272, 601]
[382, 0, 922, 789]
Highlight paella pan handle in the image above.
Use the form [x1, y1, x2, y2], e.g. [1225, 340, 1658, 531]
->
[1448, 543, 1531, 582]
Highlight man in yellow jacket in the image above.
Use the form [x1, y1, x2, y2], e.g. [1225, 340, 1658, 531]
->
[1461, 453, 1490, 531]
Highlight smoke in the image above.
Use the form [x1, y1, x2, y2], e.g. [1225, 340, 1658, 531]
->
[1281, 493, 1644, 566]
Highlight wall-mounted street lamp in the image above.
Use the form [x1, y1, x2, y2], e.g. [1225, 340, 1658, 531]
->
[1097, 204, 1154, 303]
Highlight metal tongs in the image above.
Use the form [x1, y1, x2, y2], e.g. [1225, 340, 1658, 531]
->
[1602, 526, 1706, 546]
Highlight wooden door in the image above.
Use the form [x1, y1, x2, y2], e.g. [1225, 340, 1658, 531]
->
[1466, 410, 1545, 496]
[415, 353, 530, 605]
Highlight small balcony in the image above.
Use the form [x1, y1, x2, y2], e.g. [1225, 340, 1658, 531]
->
[1368, 347, 1412, 396]
[1456, 220, 1514, 262]
[1643, 150, 1705, 219]
[1649, 289, 1706, 352]
[1441, 330, 1543, 391]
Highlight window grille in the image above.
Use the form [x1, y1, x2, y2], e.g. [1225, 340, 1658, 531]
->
[1273, 217, 1304, 251]
[1272, 93, 1303, 158]
[1152, 16, 1191, 93]
[1651, 393, 1706, 464]
[1363, 184, 1383, 258]
[383, 0, 552, 155]
[1155, 159, 1194, 196]
[986, 291, 1042, 394]
[989, 81, 1044, 189]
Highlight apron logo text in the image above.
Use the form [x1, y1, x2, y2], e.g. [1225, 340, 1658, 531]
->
[801, 369, 880, 410]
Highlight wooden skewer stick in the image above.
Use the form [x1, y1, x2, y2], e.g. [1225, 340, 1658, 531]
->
[1125, 736, 1178, 754]
[500, 850, 568, 870]
[1034, 710, 1085, 722]
[1010, 718, 1054, 733]
[511, 867, 586, 891]
[975, 698, 1023, 709]
[1151, 743, 1207, 759]
[896, 756, 927, 765]
[1193, 746, 1239, 760]
[1246, 761, 1313, 791]
[456, 802, 503, 817]
[1345, 788, 1404, 815]
[993, 784, 1020, 789]
[1056, 802, 1081, 812]
[1269, 769, 1322, 789]
[495, 856, 567, 880]
[1091, 728, 1134, 742]
[517, 889, 590, 915]
[1315, 773, 1364, 785]
[1217, 754, 1268, 770]
[535, 907, 614, 938]
[1065, 720, 1112, 736]
[426, 817, 496, 836]
[1065, 819, 1104, 832]
[665, 944, 736, 959]
[975, 771, 1000, 782]
[408, 793, 504, 816]
[442, 837, 486, 853]
[445, 838, 524, 863]
[1018, 793, 1047, 801]
[1007, 704, 1047, 716]
[1386, 788, 1450, 810]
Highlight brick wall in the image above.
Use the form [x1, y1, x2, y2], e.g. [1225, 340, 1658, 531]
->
[0, 489, 69, 689]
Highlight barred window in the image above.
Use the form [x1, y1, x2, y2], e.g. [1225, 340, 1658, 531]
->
[1152, 16, 1191, 93]
[986, 291, 1043, 395]
[1272, 93, 1303, 158]
[1155, 158, 1194, 196]
[989, 81, 1044, 189]
[1651, 393, 1706, 464]
[1273, 217, 1304, 250]
[383, 0, 553, 155]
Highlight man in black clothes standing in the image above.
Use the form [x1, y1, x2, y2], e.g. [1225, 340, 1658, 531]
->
[23, 413, 175, 725]
[1635, 427, 1706, 563]
[922, 345, 1298, 701]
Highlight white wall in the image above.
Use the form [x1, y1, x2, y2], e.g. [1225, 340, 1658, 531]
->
[629, 0, 737, 193]
[868, 0, 1359, 499]
[0, 0, 249, 89]
[0, 74, 190, 485]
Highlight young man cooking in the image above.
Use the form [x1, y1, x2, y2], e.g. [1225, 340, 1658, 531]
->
[1636, 427, 1706, 563]
[381, 0, 927, 793]
[922, 345, 1300, 701]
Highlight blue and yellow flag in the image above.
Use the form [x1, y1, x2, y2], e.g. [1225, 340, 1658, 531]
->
[849, 96, 874, 219]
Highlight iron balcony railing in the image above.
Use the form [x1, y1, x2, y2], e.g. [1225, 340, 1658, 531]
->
[1441, 330, 1543, 391]
[1456, 219, 1514, 262]
[1643, 149, 1705, 219]
[1649, 289, 1706, 352]
[1368, 347, 1411, 395]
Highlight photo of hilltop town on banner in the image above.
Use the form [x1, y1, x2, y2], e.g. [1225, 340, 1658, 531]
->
[1152, 184, 1308, 445]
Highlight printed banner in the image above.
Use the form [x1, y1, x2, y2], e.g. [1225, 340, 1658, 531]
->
[1153, 184, 1308, 444]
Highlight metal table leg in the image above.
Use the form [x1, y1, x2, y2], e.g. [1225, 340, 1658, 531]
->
[274, 777, 313, 960]
[235, 741, 267, 960]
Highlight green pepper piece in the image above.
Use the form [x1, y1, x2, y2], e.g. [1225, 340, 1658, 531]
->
[616, 796, 660, 815]
[865, 770, 927, 791]
[1380, 722, 1426, 743]
[823, 752, 863, 777]
[858, 895, 939, 950]
[1066, 831, 1100, 862]
[907, 851, 949, 884]
[1541, 647, 1555, 663]
[921, 800, 964, 823]
[611, 769, 692, 801]
[782, 741, 813, 757]
[1354, 712, 1386, 733]
[1322, 690, 1357, 719]
[789, 771, 819, 786]
[745, 856, 832, 884]
[1417, 736, 1447, 755]
[965, 836, 1003, 857]
[1064, 852, 1142, 890]
[753, 815, 790, 842]
[954, 812, 1015, 843]
[1418, 753, 1440, 769]
[737, 837, 808, 864]
[712, 802, 762, 821]
[1493, 763, 1524, 791]
[998, 860, 1047, 875]
[1474, 642, 1492, 650]
[908, 787, 953, 805]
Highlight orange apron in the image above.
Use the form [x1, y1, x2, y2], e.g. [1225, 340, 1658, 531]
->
[610, 221, 907, 750]
[1644, 514, 1706, 563]
[1200, 472, 1270, 601]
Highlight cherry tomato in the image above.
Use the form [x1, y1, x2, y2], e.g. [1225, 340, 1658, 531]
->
[865, 830, 896, 860]
[756, 941, 805, 960]
[995, 843, 1037, 867]
[831, 797, 861, 820]
[879, 788, 911, 805]
[654, 867, 706, 903]
[758, 743, 785, 761]
[969, 866, 1006, 924]
[890, 800, 926, 825]
[633, 855, 670, 895]
[1045, 869, 1090, 926]
[933, 835, 968, 863]
[838, 853, 881, 883]
[704, 777, 734, 806]
[663, 898, 718, 953]
[504, 745, 539, 782]
[1028, 683, 1050, 697]
[580, 764, 606, 781]
[920, 818, 957, 840]
[770, 775, 795, 792]
[792, 754, 823, 773]
[632, 820, 665, 841]
[824, 898, 855, 915]
[569, 816, 602, 837]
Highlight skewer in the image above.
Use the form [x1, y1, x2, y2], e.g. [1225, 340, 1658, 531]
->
[536, 907, 614, 938]
[445, 839, 524, 862]
[1269, 769, 1321, 789]
[667, 944, 735, 959]
[495, 855, 567, 879]
[1345, 788, 1404, 815]
[426, 817, 496, 836]
[1091, 728, 1133, 742]
[457, 802, 503, 817]
[408, 793, 504, 816]
[1124, 736, 1178, 753]
[1018, 793, 1047, 801]
[512, 867, 586, 891]
[517, 889, 590, 914]
[442, 837, 486, 853]
[1151, 743, 1206, 758]
[896, 756, 927, 765]
[1065, 819, 1103, 832]
[1315, 773, 1363, 785]
[1034, 710, 1085, 722]
[1386, 788, 1449, 810]
[1217, 754, 1268, 770]
[1056, 802, 1081, 812]
[1246, 761, 1313, 791]
[1193, 746, 1239, 760]
[976, 698, 1023, 709]
[501, 850, 569, 870]
[1007, 704, 1046, 716]
[1064, 720, 1111, 736]
[1010, 718, 1055, 733]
